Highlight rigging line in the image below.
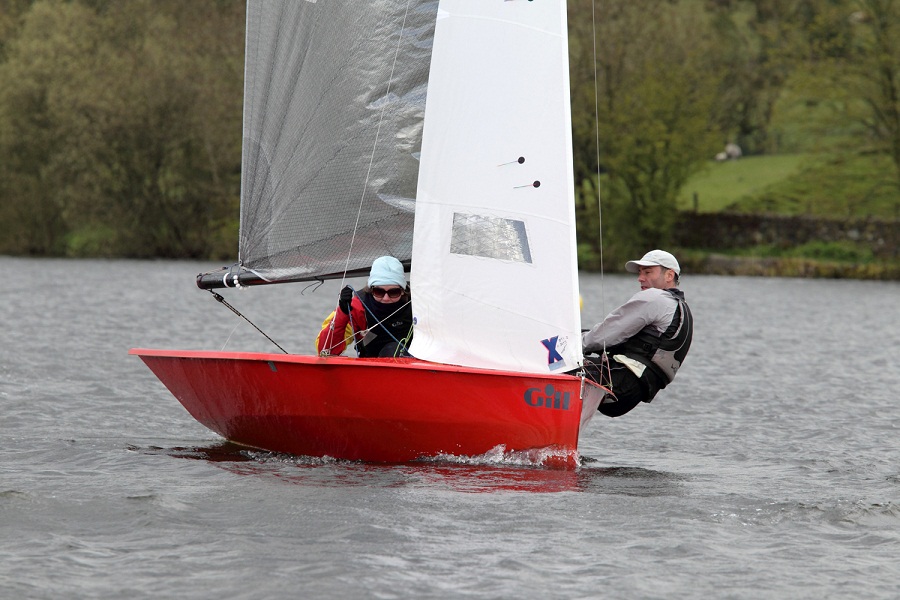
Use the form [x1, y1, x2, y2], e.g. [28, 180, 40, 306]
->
[221, 321, 240, 352]
[321, 294, 412, 356]
[345, 289, 364, 357]
[337, 0, 415, 296]
[395, 323, 414, 357]
[300, 280, 325, 295]
[206, 290, 289, 354]
[591, 0, 605, 322]
[590, 0, 609, 366]
[320, 318, 360, 356]
[320, 284, 363, 356]
[357, 297, 413, 351]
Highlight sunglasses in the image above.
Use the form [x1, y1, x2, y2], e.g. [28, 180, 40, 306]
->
[371, 286, 404, 300]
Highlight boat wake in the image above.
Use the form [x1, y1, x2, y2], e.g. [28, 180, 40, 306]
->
[232, 443, 581, 470]
[139, 441, 581, 470]
[427, 444, 582, 470]
[136, 442, 693, 495]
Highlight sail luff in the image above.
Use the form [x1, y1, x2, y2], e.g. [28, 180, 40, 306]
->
[236, 0, 255, 270]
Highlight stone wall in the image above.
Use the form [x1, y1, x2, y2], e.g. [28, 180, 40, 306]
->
[674, 212, 899, 259]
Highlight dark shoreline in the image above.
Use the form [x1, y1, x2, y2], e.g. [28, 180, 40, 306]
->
[679, 253, 900, 280]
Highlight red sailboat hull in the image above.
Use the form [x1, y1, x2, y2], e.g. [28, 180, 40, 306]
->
[130, 349, 605, 463]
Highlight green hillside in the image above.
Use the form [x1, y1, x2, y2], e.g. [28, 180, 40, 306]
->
[680, 153, 899, 221]
[679, 155, 813, 212]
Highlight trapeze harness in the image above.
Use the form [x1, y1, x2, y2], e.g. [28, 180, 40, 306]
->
[605, 288, 693, 401]
[353, 291, 414, 358]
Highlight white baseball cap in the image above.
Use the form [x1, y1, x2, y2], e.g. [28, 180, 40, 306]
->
[625, 249, 680, 275]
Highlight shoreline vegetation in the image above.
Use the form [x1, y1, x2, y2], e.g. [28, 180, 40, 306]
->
[679, 251, 900, 281]
[2, 245, 897, 281]
[667, 153, 899, 280]
[2, 2, 899, 281]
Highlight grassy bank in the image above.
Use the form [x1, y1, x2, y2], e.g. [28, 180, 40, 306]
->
[674, 152, 900, 279]
[678, 154, 813, 212]
[680, 153, 899, 220]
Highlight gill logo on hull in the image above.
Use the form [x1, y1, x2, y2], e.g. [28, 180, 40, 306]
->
[524, 384, 571, 410]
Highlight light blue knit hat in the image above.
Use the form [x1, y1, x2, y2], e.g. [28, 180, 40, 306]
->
[368, 256, 406, 287]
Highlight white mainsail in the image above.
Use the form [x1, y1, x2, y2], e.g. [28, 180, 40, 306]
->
[409, 1, 583, 374]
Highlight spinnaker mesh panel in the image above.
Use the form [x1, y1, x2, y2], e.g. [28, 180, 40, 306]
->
[239, 1, 437, 281]
[449, 213, 533, 263]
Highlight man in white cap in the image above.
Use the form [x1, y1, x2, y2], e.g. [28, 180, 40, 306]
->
[582, 249, 693, 417]
[316, 256, 413, 358]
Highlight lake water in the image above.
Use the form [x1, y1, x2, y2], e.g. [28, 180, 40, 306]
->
[1, 257, 898, 599]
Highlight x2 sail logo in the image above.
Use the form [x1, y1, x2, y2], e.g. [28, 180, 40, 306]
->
[524, 384, 571, 411]
[541, 335, 569, 372]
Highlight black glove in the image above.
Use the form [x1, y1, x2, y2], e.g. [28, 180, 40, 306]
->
[338, 285, 353, 314]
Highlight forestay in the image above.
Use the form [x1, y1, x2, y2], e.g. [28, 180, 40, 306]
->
[408, 1, 583, 374]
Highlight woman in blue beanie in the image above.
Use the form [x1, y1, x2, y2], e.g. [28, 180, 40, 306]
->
[316, 256, 413, 358]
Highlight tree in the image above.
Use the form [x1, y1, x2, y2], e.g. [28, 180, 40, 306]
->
[847, 0, 900, 193]
[705, 0, 813, 155]
[0, 0, 86, 255]
[0, 0, 244, 257]
[569, 0, 725, 266]
[787, 0, 900, 202]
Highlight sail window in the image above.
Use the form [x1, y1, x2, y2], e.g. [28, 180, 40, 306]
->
[450, 213, 533, 263]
